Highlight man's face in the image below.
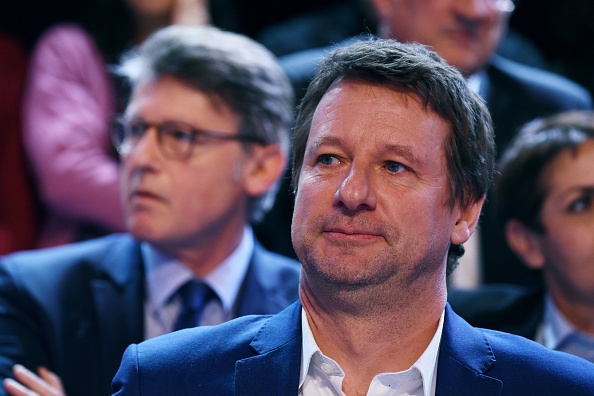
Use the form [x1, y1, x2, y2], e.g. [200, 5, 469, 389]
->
[535, 140, 594, 306]
[121, 75, 252, 254]
[292, 80, 471, 290]
[373, 0, 510, 75]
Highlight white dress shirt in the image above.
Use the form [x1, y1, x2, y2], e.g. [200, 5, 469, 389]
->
[299, 309, 444, 396]
[142, 226, 254, 339]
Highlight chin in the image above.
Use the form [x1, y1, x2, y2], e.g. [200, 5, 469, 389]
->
[442, 49, 485, 76]
[127, 221, 162, 243]
[305, 254, 395, 288]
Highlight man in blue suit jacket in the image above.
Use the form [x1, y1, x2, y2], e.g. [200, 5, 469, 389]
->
[113, 303, 594, 395]
[113, 38, 594, 395]
[0, 26, 299, 396]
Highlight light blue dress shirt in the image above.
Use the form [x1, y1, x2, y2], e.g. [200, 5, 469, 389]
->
[142, 226, 254, 339]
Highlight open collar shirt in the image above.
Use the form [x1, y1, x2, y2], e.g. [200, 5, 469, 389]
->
[299, 308, 445, 396]
[142, 226, 253, 339]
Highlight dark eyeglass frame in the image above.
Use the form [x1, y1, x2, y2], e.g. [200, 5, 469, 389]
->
[111, 114, 265, 160]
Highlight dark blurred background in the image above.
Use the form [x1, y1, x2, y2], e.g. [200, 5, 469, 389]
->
[1, 0, 592, 97]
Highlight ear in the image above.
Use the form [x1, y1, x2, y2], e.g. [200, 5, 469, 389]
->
[504, 219, 546, 270]
[450, 196, 485, 246]
[242, 144, 287, 197]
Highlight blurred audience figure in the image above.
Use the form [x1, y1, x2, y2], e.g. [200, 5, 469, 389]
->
[257, 0, 377, 57]
[0, 25, 298, 396]
[21, 0, 211, 248]
[509, 0, 594, 99]
[267, 0, 593, 285]
[450, 110, 594, 364]
[0, 33, 39, 255]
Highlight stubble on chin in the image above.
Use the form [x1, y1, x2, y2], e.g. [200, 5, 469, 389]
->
[294, 213, 402, 289]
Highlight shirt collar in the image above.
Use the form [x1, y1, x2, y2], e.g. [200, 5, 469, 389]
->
[467, 69, 489, 100]
[540, 293, 581, 350]
[467, 72, 482, 94]
[299, 308, 444, 396]
[143, 226, 254, 315]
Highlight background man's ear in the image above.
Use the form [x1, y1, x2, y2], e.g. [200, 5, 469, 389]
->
[243, 144, 287, 197]
[504, 219, 545, 270]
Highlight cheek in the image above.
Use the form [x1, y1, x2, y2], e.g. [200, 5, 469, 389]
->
[540, 226, 594, 298]
[486, 19, 506, 48]
[292, 185, 312, 228]
[297, 173, 336, 206]
[543, 225, 591, 266]
[292, 177, 326, 228]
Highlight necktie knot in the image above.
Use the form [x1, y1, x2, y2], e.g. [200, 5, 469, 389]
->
[174, 280, 217, 330]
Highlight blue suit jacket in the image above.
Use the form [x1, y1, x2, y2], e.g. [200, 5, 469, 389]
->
[112, 302, 594, 395]
[0, 233, 300, 396]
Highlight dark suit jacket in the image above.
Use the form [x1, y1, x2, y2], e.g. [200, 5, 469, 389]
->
[112, 302, 594, 395]
[0, 233, 300, 396]
[448, 284, 545, 340]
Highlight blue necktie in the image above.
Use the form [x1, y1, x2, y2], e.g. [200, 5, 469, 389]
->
[174, 280, 216, 331]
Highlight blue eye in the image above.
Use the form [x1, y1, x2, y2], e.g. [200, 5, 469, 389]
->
[568, 195, 591, 213]
[161, 124, 194, 143]
[170, 129, 193, 142]
[385, 161, 404, 173]
[318, 154, 337, 165]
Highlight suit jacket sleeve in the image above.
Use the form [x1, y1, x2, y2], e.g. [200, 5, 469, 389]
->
[0, 259, 56, 392]
[111, 345, 140, 396]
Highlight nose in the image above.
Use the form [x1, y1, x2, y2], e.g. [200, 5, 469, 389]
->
[333, 163, 377, 213]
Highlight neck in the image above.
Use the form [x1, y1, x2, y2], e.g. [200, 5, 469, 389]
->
[300, 273, 446, 393]
[154, 225, 245, 279]
[133, 14, 169, 45]
[550, 289, 594, 335]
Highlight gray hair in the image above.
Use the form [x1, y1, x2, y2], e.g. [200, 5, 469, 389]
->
[117, 25, 295, 222]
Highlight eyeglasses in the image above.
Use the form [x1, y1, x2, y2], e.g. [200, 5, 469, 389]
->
[111, 115, 264, 160]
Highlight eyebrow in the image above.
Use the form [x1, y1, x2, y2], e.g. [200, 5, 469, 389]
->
[565, 186, 594, 195]
[309, 136, 420, 165]
[309, 136, 343, 153]
[382, 144, 420, 166]
[554, 185, 594, 201]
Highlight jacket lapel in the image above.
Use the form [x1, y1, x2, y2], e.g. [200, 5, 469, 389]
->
[234, 302, 302, 396]
[234, 302, 505, 395]
[91, 235, 145, 389]
[437, 304, 503, 395]
[235, 242, 299, 316]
